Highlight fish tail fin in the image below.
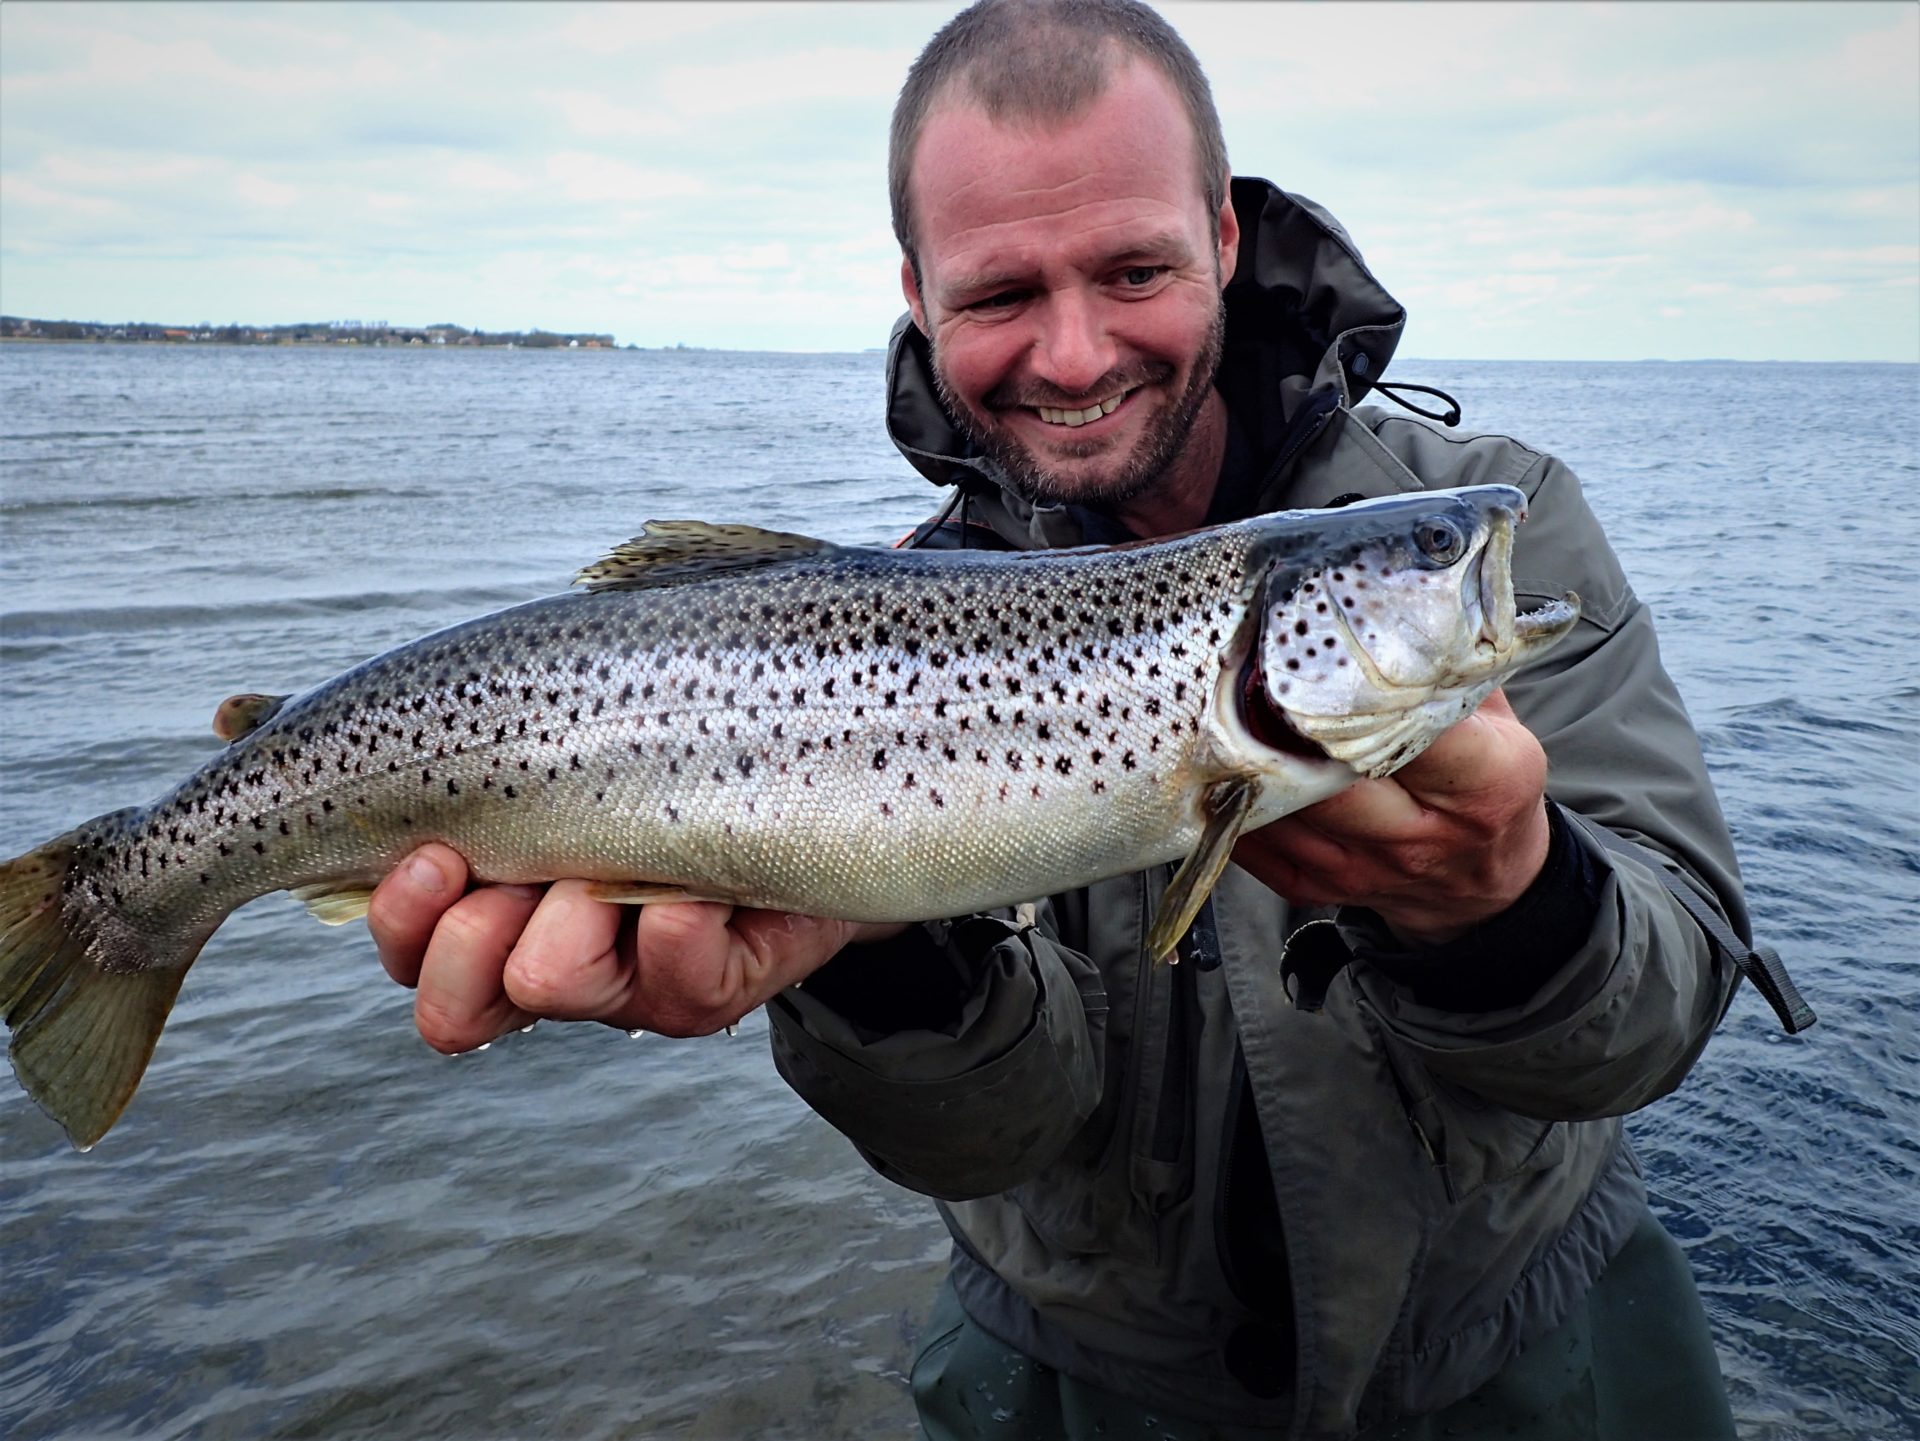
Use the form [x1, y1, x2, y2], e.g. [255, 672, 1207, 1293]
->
[1, 827, 196, 1150]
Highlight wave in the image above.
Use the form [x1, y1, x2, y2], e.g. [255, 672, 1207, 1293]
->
[0, 485, 436, 515]
[0, 581, 550, 639]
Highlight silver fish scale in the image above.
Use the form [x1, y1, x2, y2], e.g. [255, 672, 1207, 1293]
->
[69, 529, 1261, 936]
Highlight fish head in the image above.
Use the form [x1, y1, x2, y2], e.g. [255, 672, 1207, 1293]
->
[1251, 485, 1579, 778]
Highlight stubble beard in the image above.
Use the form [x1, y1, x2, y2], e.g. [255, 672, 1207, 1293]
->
[932, 298, 1228, 513]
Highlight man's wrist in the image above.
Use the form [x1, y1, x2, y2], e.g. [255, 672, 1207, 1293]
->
[845, 920, 911, 946]
[1381, 795, 1554, 945]
[797, 918, 991, 1035]
[1348, 802, 1605, 1011]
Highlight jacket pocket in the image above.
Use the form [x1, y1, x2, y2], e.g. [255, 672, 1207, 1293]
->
[1426, 1082, 1568, 1200]
[1365, 1007, 1567, 1205]
[1003, 876, 1194, 1264]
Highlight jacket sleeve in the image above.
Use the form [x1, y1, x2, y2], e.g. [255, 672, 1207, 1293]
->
[767, 906, 1108, 1200]
[1346, 438, 1745, 1119]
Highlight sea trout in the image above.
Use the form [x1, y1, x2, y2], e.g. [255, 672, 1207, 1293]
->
[1, 484, 1576, 1148]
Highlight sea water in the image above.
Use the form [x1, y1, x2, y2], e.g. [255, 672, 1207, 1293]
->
[1, 344, 1915, 1439]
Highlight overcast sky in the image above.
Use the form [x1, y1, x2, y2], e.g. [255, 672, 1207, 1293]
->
[2, 1, 1914, 361]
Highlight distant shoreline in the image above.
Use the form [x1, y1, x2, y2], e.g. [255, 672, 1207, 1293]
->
[0, 316, 620, 349]
[0, 335, 628, 351]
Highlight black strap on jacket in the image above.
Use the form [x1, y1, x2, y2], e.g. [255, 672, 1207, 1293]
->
[1281, 820, 1816, 1037]
[1370, 380, 1462, 427]
[1568, 817, 1817, 1035]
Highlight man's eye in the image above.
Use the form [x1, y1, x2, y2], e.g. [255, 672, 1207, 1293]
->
[1120, 266, 1164, 287]
[972, 290, 1026, 310]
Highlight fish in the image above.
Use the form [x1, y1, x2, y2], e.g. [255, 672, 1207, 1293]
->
[0, 484, 1577, 1149]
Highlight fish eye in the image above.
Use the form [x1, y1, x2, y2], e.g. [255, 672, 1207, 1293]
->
[1413, 518, 1466, 566]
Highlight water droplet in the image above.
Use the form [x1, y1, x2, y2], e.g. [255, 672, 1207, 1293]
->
[519, 1021, 539, 1033]
[724, 1023, 739, 1038]
[626, 1028, 648, 1040]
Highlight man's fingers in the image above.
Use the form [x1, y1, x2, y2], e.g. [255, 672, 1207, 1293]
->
[368, 843, 471, 987]
[1389, 688, 1539, 808]
[376, 857, 869, 1044]
[1286, 773, 1427, 837]
[626, 904, 858, 1037]
[412, 882, 546, 1053]
[731, 909, 863, 995]
[627, 901, 748, 1036]
[501, 880, 641, 1021]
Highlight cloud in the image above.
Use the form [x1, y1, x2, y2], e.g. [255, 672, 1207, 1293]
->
[0, 1, 1913, 359]
[1762, 284, 1847, 306]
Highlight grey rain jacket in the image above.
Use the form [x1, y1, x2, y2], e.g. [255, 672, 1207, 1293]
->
[768, 179, 1747, 1438]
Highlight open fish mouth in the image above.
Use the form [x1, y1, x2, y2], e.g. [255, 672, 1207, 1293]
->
[1475, 514, 1580, 653]
[1513, 593, 1581, 645]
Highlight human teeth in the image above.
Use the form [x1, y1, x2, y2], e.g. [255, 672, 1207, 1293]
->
[1036, 392, 1127, 427]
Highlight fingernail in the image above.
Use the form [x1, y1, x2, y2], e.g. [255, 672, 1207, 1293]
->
[407, 854, 448, 895]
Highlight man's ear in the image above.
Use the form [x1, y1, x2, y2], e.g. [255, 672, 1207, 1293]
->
[901, 253, 929, 333]
[1215, 180, 1240, 288]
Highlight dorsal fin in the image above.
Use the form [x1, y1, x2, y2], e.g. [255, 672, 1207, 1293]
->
[212, 693, 290, 743]
[575, 521, 833, 593]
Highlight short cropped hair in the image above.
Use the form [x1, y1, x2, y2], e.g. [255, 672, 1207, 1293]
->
[889, 0, 1229, 264]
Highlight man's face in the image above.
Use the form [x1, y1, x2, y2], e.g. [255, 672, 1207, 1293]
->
[902, 59, 1239, 512]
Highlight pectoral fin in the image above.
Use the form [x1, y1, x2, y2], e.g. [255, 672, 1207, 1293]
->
[1145, 775, 1259, 963]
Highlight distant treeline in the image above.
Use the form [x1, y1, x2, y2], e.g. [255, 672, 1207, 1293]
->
[0, 316, 617, 349]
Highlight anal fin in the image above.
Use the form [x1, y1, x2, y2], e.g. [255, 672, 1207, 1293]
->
[1146, 775, 1258, 963]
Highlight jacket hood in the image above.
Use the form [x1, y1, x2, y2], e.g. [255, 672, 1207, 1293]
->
[884, 177, 1408, 495]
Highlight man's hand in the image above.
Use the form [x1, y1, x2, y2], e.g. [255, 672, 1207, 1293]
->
[366, 846, 901, 1053]
[1233, 689, 1551, 945]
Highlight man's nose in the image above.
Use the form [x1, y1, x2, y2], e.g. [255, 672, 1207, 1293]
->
[1033, 292, 1116, 397]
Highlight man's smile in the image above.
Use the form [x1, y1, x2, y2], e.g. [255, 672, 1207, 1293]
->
[1032, 387, 1135, 428]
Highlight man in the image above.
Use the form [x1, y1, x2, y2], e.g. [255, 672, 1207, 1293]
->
[368, 2, 1765, 1435]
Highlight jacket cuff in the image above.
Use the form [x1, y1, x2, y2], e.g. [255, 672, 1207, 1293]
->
[795, 917, 992, 1038]
[768, 918, 1105, 1199]
[1342, 801, 1604, 1011]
